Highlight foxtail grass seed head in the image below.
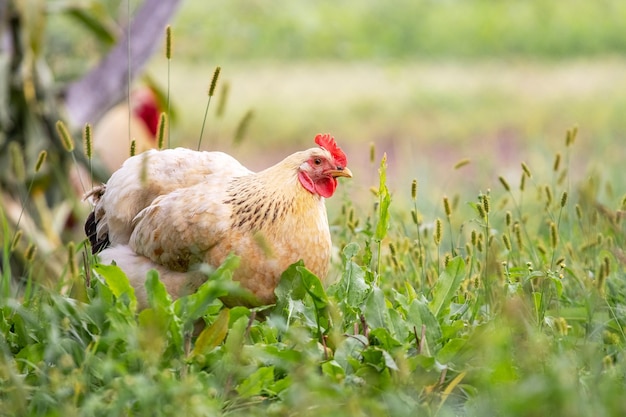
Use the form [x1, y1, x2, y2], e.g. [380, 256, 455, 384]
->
[597, 263, 607, 293]
[56, 120, 74, 152]
[575, 204, 583, 221]
[411, 209, 418, 225]
[560, 191, 568, 208]
[216, 82, 230, 118]
[453, 158, 470, 170]
[554, 317, 568, 336]
[411, 179, 417, 201]
[83, 123, 92, 159]
[11, 230, 23, 251]
[537, 244, 547, 256]
[443, 196, 451, 217]
[591, 210, 598, 226]
[9, 142, 25, 182]
[604, 256, 610, 277]
[140, 152, 149, 185]
[550, 221, 558, 249]
[482, 193, 490, 214]
[165, 25, 172, 59]
[471, 230, 477, 246]
[444, 253, 451, 267]
[502, 234, 511, 251]
[553, 152, 561, 172]
[208, 66, 221, 97]
[68, 242, 77, 278]
[157, 112, 166, 150]
[476, 202, 485, 220]
[520, 171, 526, 191]
[130, 139, 137, 157]
[24, 243, 37, 262]
[566, 126, 578, 147]
[514, 223, 523, 249]
[476, 236, 483, 252]
[434, 218, 442, 246]
[498, 176, 511, 192]
[35, 150, 47, 173]
[370, 142, 376, 164]
[234, 109, 254, 145]
[521, 162, 532, 178]
[544, 185, 553, 206]
[505, 211, 512, 226]
[389, 242, 397, 256]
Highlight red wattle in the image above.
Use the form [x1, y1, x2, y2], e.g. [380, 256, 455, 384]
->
[298, 172, 337, 198]
[314, 177, 337, 198]
[298, 171, 316, 195]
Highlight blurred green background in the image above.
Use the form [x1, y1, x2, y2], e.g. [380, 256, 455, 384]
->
[46, 0, 625, 205]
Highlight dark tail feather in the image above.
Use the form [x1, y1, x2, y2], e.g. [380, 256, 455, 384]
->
[85, 211, 109, 254]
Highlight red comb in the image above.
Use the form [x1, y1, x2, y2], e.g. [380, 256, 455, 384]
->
[314, 134, 348, 167]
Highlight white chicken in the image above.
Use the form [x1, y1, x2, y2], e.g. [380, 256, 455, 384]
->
[85, 134, 352, 307]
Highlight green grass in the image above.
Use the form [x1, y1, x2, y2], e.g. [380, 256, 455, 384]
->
[1, 127, 625, 416]
[170, 0, 626, 62]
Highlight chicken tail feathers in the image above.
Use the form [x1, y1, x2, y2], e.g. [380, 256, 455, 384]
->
[84, 185, 109, 254]
[85, 210, 110, 254]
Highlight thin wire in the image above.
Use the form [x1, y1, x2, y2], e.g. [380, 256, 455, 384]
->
[127, 0, 132, 150]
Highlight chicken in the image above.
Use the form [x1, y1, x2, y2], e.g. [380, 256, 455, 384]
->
[85, 134, 352, 307]
[70, 87, 161, 196]
[92, 87, 161, 173]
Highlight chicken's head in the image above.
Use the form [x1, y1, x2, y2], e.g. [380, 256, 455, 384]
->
[298, 134, 352, 198]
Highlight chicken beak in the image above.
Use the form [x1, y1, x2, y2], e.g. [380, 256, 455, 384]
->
[329, 167, 353, 178]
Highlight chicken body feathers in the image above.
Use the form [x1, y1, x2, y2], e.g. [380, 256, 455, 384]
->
[86, 147, 336, 306]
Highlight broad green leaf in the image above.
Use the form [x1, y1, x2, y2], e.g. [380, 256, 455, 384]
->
[429, 257, 466, 317]
[94, 263, 137, 312]
[66, 7, 116, 46]
[342, 241, 360, 259]
[335, 336, 368, 371]
[369, 328, 402, 350]
[407, 298, 442, 356]
[550, 274, 563, 298]
[436, 338, 466, 364]
[297, 266, 328, 310]
[192, 308, 230, 357]
[375, 186, 391, 242]
[174, 253, 241, 326]
[224, 315, 248, 357]
[236, 366, 275, 398]
[375, 154, 391, 242]
[137, 308, 169, 358]
[266, 374, 292, 396]
[274, 261, 307, 313]
[363, 287, 388, 329]
[361, 346, 399, 372]
[387, 307, 409, 340]
[322, 360, 346, 382]
[328, 243, 370, 319]
[145, 269, 172, 310]
[343, 261, 370, 307]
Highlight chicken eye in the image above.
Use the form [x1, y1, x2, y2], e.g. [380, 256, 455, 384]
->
[314, 158, 322, 165]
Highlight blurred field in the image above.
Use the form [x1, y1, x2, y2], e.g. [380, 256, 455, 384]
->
[157, 58, 626, 213]
[46, 1, 626, 206]
[133, 0, 626, 210]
